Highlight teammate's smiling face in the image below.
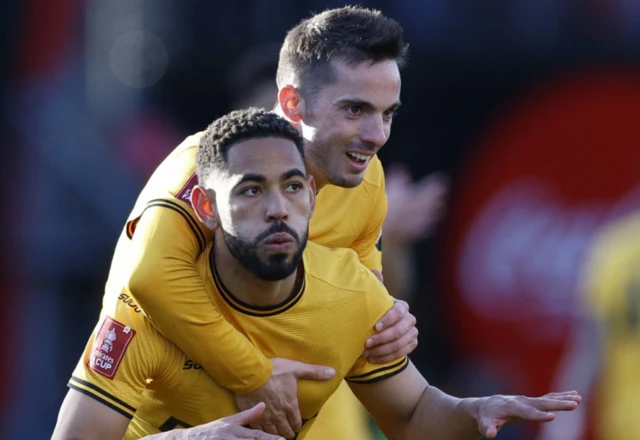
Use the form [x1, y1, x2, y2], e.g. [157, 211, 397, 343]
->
[212, 137, 315, 281]
[298, 59, 401, 189]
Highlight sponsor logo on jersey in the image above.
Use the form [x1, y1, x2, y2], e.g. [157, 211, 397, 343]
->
[88, 316, 136, 379]
[182, 360, 203, 370]
[118, 291, 142, 313]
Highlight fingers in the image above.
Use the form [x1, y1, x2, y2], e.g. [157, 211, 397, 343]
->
[267, 409, 296, 439]
[223, 424, 281, 439]
[288, 361, 335, 381]
[543, 391, 581, 399]
[500, 399, 556, 422]
[365, 326, 418, 363]
[239, 424, 286, 440]
[285, 400, 302, 434]
[481, 425, 499, 439]
[246, 432, 286, 440]
[223, 402, 266, 425]
[367, 307, 416, 347]
[524, 397, 580, 413]
[262, 422, 283, 437]
[374, 300, 408, 332]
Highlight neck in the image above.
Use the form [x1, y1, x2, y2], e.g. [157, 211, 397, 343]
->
[304, 150, 329, 191]
[213, 234, 300, 307]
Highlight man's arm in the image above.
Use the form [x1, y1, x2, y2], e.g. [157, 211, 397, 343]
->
[52, 389, 285, 440]
[349, 361, 581, 440]
[52, 390, 131, 440]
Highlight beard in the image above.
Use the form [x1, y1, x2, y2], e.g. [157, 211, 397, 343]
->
[221, 222, 308, 281]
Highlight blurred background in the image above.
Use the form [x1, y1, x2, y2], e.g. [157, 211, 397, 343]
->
[2, 0, 640, 439]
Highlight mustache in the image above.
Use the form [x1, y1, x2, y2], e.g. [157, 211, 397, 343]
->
[255, 222, 300, 243]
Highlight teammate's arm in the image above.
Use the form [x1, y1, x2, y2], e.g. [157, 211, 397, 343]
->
[127, 205, 273, 394]
[349, 362, 581, 440]
[52, 391, 284, 440]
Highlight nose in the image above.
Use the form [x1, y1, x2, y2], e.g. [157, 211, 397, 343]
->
[265, 190, 289, 222]
[359, 114, 388, 149]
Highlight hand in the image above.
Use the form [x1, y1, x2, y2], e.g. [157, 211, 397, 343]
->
[465, 391, 582, 439]
[363, 299, 418, 364]
[383, 165, 449, 243]
[172, 403, 285, 439]
[234, 359, 335, 439]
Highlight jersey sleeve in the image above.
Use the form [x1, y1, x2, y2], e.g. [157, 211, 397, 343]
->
[125, 199, 273, 395]
[68, 305, 166, 420]
[351, 169, 387, 272]
[344, 269, 409, 384]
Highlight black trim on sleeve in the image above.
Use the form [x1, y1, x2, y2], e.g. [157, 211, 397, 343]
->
[346, 357, 408, 381]
[70, 376, 137, 413]
[67, 383, 134, 420]
[345, 359, 409, 384]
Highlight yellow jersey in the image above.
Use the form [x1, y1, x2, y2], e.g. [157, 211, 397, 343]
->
[584, 214, 640, 440]
[70, 242, 407, 439]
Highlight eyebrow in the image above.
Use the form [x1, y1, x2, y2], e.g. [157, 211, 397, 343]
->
[232, 168, 306, 189]
[281, 168, 306, 181]
[333, 98, 402, 112]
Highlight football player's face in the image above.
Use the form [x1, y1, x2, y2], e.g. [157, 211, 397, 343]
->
[214, 137, 315, 281]
[300, 59, 401, 188]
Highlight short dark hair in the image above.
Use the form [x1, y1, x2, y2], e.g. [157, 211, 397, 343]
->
[196, 108, 305, 184]
[276, 6, 408, 96]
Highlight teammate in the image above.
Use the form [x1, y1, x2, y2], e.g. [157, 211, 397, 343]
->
[537, 213, 640, 440]
[53, 109, 582, 440]
[112, 7, 417, 439]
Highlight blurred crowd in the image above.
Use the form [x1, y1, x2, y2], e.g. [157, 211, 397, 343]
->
[2, 0, 640, 438]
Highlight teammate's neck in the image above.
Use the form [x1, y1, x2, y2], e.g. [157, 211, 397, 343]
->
[213, 237, 300, 308]
[304, 155, 329, 192]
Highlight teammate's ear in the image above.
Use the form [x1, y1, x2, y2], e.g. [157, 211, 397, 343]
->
[307, 175, 316, 219]
[191, 186, 219, 231]
[278, 85, 304, 124]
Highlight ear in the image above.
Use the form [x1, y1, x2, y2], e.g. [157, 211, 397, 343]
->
[277, 85, 305, 125]
[190, 185, 219, 231]
[307, 175, 316, 219]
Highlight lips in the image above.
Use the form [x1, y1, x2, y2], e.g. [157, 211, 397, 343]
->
[263, 233, 295, 245]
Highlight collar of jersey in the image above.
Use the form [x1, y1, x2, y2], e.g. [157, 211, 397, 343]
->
[208, 245, 306, 317]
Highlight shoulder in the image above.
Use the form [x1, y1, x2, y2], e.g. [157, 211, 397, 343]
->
[302, 242, 387, 298]
[362, 155, 384, 189]
[356, 155, 386, 206]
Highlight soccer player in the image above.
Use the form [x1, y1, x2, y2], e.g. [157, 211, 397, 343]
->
[537, 213, 640, 440]
[108, 7, 417, 439]
[53, 109, 582, 440]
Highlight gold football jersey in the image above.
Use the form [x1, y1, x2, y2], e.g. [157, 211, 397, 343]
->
[71, 241, 406, 439]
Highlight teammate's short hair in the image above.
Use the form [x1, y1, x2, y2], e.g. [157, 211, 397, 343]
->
[196, 108, 305, 183]
[276, 6, 408, 99]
